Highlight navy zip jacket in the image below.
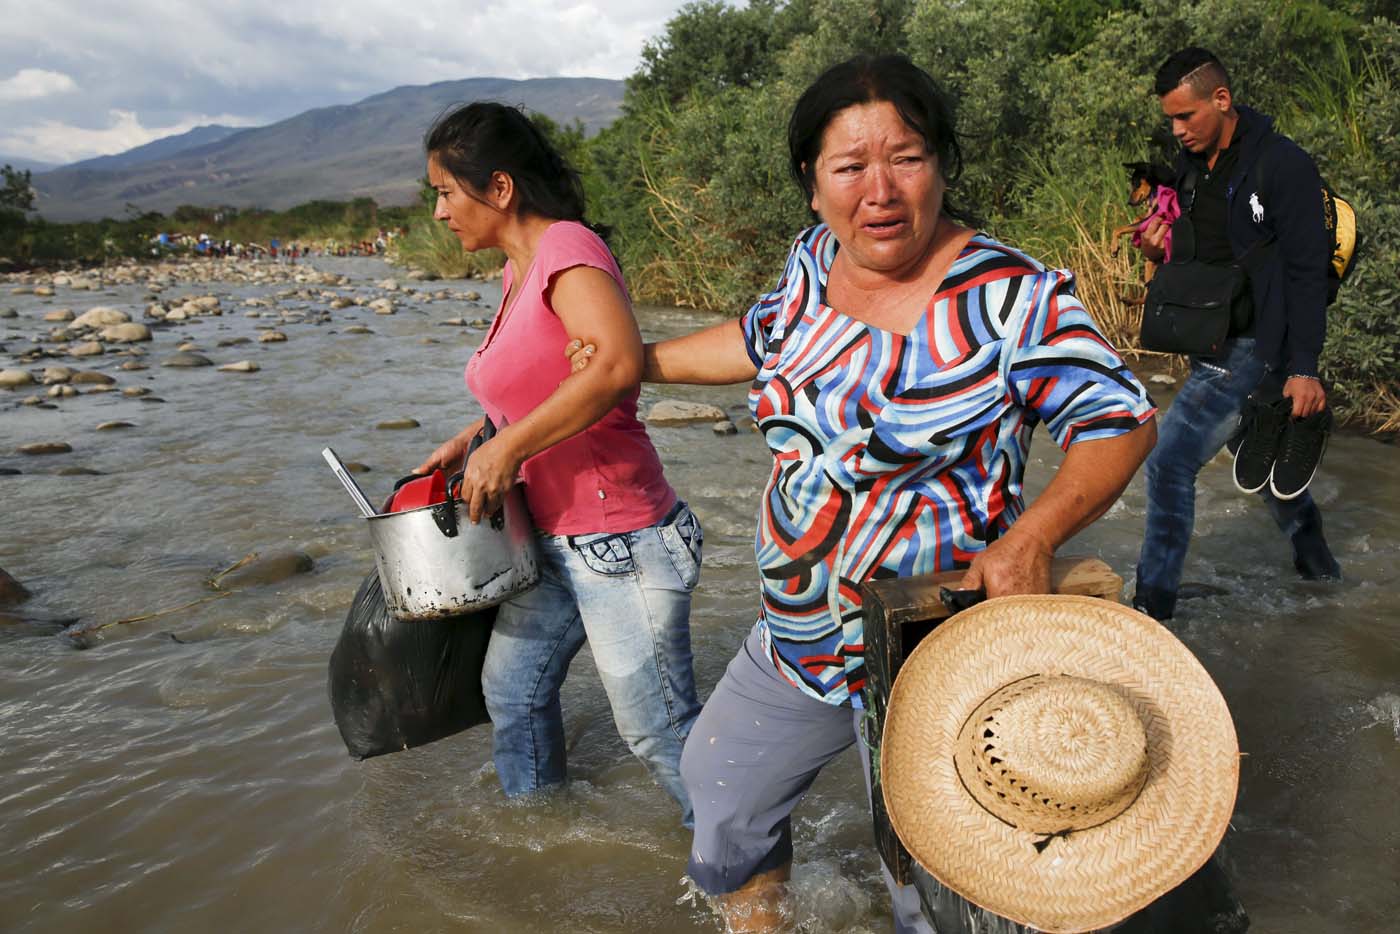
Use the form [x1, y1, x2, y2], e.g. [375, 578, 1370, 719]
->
[1172, 105, 1330, 378]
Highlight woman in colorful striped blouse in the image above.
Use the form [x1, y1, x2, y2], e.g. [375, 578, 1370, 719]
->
[573, 55, 1158, 931]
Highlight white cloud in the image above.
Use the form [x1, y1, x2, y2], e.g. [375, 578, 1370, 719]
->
[0, 0, 694, 162]
[0, 68, 78, 102]
[0, 110, 260, 165]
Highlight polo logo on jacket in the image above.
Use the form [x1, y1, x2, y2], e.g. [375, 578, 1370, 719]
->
[1249, 192, 1264, 223]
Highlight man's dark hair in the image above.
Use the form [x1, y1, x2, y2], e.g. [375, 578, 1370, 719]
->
[1154, 48, 1231, 98]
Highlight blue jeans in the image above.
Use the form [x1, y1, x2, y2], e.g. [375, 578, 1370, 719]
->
[481, 501, 703, 824]
[1134, 338, 1336, 620]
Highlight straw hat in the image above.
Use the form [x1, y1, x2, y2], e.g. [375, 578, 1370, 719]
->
[879, 595, 1238, 934]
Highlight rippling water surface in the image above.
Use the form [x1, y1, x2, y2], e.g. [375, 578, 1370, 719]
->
[1, 256, 1396, 933]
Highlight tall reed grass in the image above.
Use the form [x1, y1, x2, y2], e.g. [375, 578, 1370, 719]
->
[997, 148, 1181, 371]
[389, 212, 503, 279]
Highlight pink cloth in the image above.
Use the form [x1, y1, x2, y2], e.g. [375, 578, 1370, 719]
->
[464, 221, 676, 535]
[1130, 186, 1181, 263]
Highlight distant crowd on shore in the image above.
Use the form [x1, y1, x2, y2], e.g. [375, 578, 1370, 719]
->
[149, 229, 402, 262]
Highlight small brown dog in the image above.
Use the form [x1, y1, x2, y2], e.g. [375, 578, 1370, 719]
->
[1111, 161, 1179, 302]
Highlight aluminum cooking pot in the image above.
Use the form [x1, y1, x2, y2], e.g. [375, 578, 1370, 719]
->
[366, 417, 539, 621]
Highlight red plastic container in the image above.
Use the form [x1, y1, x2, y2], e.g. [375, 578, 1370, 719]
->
[387, 469, 447, 513]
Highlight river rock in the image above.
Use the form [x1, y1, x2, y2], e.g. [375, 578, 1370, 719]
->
[43, 309, 75, 322]
[257, 330, 287, 343]
[1, 368, 34, 389]
[72, 306, 130, 329]
[19, 441, 72, 455]
[42, 366, 74, 384]
[377, 278, 400, 291]
[645, 400, 730, 426]
[68, 276, 96, 291]
[345, 325, 372, 334]
[0, 308, 17, 317]
[177, 342, 200, 352]
[219, 360, 260, 373]
[1149, 374, 1177, 386]
[119, 361, 148, 371]
[213, 550, 315, 589]
[96, 421, 135, 430]
[345, 462, 371, 473]
[101, 323, 152, 343]
[69, 341, 104, 357]
[165, 307, 188, 321]
[712, 420, 739, 436]
[369, 298, 395, 315]
[191, 296, 221, 312]
[217, 337, 251, 346]
[32, 286, 54, 297]
[162, 352, 213, 368]
[0, 567, 30, 607]
[376, 417, 420, 430]
[71, 371, 115, 385]
[48, 385, 78, 398]
[329, 297, 353, 309]
[56, 466, 103, 475]
[464, 290, 482, 302]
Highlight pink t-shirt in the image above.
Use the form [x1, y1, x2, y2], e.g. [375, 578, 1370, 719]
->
[464, 221, 677, 535]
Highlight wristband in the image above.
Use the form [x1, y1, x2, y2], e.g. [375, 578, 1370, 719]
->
[1286, 374, 1321, 382]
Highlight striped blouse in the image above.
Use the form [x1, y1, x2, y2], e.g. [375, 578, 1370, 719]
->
[742, 225, 1155, 706]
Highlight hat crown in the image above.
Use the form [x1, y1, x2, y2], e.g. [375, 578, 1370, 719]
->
[954, 674, 1150, 835]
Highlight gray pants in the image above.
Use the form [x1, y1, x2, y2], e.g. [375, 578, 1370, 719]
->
[679, 625, 932, 933]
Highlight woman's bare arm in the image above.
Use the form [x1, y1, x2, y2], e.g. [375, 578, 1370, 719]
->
[567, 318, 759, 385]
[457, 265, 646, 521]
[959, 419, 1157, 596]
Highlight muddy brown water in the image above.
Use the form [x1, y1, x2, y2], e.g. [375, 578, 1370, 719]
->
[1, 256, 1396, 933]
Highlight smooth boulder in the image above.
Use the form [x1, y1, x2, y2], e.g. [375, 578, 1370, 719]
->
[646, 400, 731, 426]
[72, 307, 131, 329]
[101, 323, 152, 343]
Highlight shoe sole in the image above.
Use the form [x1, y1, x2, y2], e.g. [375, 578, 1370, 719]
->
[1270, 430, 1329, 501]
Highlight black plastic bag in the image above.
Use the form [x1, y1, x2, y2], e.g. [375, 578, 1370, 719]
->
[328, 570, 493, 759]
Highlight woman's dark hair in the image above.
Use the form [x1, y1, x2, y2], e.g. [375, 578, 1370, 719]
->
[788, 54, 975, 225]
[426, 101, 607, 237]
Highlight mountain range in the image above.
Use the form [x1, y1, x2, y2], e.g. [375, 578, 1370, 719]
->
[29, 77, 624, 222]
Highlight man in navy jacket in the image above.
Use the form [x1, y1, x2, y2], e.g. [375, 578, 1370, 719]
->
[1132, 47, 1340, 621]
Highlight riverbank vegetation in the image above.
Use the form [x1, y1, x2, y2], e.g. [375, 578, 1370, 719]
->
[578, 0, 1397, 429]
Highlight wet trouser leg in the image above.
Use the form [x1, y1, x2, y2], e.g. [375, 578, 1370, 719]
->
[682, 626, 934, 932]
[1134, 338, 1337, 619]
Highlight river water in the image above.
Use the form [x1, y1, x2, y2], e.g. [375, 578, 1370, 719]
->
[1, 255, 1396, 933]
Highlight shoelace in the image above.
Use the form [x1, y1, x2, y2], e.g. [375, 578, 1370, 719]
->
[1240, 405, 1285, 461]
[1279, 415, 1323, 464]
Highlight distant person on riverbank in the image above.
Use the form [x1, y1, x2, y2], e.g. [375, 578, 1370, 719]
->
[413, 101, 703, 824]
[1130, 48, 1341, 622]
[571, 54, 1156, 931]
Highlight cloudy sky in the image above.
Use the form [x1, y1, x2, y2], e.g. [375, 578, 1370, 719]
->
[0, 0, 692, 167]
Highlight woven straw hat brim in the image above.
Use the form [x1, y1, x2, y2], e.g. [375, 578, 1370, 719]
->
[880, 595, 1238, 934]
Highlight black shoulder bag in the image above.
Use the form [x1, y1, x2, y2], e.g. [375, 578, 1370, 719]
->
[1140, 169, 1260, 357]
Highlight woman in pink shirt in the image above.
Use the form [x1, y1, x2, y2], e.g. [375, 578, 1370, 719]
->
[415, 103, 702, 823]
